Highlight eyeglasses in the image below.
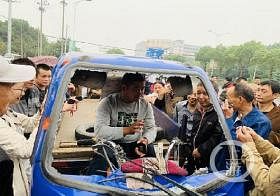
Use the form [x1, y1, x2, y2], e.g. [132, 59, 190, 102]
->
[11, 87, 26, 94]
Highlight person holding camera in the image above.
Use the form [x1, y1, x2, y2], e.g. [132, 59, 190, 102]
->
[237, 126, 280, 195]
[0, 56, 36, 196]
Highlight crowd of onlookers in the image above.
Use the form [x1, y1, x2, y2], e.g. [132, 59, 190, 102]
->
[1, 55, 279, 196]
[143, 75, 280, 195]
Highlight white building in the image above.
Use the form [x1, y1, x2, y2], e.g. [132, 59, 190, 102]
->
[135, 39, 200, 58]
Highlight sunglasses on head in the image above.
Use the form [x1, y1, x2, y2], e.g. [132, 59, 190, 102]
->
[233, 120, 243, 129]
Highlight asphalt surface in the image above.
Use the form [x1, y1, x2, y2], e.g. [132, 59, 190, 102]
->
[54, 99, 99, 149]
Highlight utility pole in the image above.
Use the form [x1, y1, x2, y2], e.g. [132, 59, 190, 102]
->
[61, 0, 67, 55]
[72, 0, 92, 47]
[7, 0, 12, 58]
[37, 0, 49, 56]
[20, 21, 23, 57]
[3, 0, 18, 58]
[64, 24, 69, 53]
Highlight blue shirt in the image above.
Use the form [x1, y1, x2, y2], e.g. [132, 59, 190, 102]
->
[226, 107, 271, 140]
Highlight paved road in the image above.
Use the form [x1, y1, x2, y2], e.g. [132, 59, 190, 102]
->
[54, 99, 99, 149]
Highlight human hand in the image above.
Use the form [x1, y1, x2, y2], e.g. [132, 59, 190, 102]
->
[144, 94, 157, 103]
[245, 127, 258, 140]
[222, 99, 234, 118]
[62, 97, 79, 116]
[137, 137, 148, 145]
[67, 83, 76, 93]
[236, 126, 253, 143]
[192, 148, 201, 158]
[123, 120, 144, 136]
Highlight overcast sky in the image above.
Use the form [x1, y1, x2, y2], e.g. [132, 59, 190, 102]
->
[0, 0, 280, 54]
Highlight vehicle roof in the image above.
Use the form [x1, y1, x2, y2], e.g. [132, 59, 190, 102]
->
[56, 52, 204, 73]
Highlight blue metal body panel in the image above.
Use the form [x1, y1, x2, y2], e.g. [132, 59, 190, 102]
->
[31, 52, 243, 195]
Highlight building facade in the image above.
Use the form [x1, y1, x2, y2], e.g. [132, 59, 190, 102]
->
[135, 39, 200, 58]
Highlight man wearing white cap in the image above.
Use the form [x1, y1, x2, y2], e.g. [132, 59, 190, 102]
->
[0, 56, 36, 196]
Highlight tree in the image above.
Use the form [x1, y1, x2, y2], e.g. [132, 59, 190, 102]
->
[0, 40, 5, 54]
[0, 18, 63, 57]
[194, 41, 280, 80]
[106, 48, 125, 54]
[195, 46, 216, 70]
[164, 54, 186, 63]
[233, 41, 266, 77]
[263, 48, 280, 79]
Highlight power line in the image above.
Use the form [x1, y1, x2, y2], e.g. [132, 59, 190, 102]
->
[45, 34, 136, 51]
[44, 34, 196, 57]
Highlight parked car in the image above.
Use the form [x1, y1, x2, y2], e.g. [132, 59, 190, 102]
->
[31, 52, 244, 195]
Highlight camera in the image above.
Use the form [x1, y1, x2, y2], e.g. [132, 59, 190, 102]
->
[136, 142, 147, 154]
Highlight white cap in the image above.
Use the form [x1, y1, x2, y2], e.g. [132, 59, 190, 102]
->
[0, 56, 36, 83]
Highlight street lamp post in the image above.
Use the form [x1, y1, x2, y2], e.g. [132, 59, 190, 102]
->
[60, 0, 92, 54]
[70, 0, 92, 52]
[37, 0, 49, 56]
[60, 0, 67, 55]
[2, 0, 18, 58]
[7, 0, 12, 57]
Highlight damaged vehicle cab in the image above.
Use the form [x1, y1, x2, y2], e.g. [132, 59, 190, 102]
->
[31, 52, 244, 195]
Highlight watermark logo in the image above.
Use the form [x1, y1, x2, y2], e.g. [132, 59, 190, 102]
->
[209, 140, 255, 182]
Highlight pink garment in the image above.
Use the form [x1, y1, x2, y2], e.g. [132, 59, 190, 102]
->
[121, 157, 187, 176]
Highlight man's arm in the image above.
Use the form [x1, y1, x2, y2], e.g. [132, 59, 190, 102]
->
[242, 142, 280, 194]
[0, 119, 38, 159]
[94, 98, 123, 140]
[15, 111, 41, 133]
[252, 133, 280, 166]
[237, 127, 280, 194]
[142, 103, 157, 144]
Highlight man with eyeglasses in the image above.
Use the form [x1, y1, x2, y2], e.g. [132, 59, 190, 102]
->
[0, 55, 37, 196]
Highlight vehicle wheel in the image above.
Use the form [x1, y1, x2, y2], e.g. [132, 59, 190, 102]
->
[75, 123, 95, 140]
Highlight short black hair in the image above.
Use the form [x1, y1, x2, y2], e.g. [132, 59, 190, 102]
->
[197, 80, 219, 94]
[225, 76, 232, 82]
[234, 83, 254, 102]
[11, 58, 36, 68]
[36, 63, 52, 76]
[236, 77, 247, 83]
[254, 76, 261, 79]
[121, 72, 145, 86]
[260, 80, 280, 94]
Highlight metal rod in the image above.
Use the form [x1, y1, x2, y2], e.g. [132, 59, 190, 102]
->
[7, 0, 12, 57]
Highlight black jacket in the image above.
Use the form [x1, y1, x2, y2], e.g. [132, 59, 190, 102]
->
[193, 106, 223, 168]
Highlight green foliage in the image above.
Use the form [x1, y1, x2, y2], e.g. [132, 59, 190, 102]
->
[195, 41, 280, 80]
[106, 48, 125, 54]
[164, 54, 186, 63]
[0, 18, 62, 57]
[195, 46, 215, 70]
[0, 40, 5, 54]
